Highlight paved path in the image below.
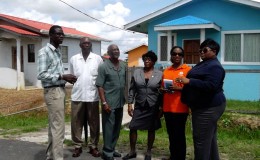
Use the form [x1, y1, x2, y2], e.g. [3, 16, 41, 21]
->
[16, 105, 132, 143]
[0, 105, 162, 160]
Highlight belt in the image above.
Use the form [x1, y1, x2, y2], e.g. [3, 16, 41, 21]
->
[44, 84, 65, 88]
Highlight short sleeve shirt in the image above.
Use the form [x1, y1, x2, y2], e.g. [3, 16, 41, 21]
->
[70, 52, 103, 102]
[96, 59, 126, 109]
[162, 64, 191, 113]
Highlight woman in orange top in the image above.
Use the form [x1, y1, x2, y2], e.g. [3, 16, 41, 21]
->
[161, 46, 191, 160]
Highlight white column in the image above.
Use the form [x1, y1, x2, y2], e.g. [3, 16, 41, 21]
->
[16, 38, 21, 91]
[200, 29, 206, 62]
[200, 28, 205, 43]
[167, 31, 172, 61]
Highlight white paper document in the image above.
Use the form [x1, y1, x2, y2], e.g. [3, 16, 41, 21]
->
[164, 79, 173, 88]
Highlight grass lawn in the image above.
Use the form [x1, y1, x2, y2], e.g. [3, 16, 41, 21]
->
[117, 111, 259, 160]
[0, 97, 259, 159]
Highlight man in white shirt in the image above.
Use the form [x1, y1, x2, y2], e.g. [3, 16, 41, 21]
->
[69, 37, 103, 158]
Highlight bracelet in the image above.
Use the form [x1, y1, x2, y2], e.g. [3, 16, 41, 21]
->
[102, 101, 107, 105]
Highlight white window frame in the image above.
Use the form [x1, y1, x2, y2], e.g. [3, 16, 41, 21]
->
[221, 30, 260, 65]
[157, 32, 177, 63]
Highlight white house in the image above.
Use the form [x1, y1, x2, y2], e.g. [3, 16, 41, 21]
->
[0, 13, 108, 90]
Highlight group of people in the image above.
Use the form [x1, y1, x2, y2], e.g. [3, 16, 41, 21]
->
[37, 25, 226, 160]
[37, 25, 126, 160]
[124, 39, 226, 160]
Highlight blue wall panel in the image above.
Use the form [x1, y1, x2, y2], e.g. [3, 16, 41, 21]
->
[146, 0, 260, 101]
[224, 72, 260, 101]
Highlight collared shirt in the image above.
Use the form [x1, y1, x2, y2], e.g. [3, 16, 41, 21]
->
[162, 64, 191, 113]
[37, 43, 66, 87]
[96, 59, 126, 109]
[70, 52, 103, 102]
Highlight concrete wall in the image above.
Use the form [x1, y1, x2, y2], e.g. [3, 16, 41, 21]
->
[0, 36, 102, 88]
[0, 67, 25, 89]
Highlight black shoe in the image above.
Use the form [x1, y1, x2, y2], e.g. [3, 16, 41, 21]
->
[122, 153, 137, 160]
[113, 151, 122, 157]
[144, 154, 151, 160]
[101, 154, 114, 160]
[72, 147, 82, 157]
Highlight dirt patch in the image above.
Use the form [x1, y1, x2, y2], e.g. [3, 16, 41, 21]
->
[233, 115, 260, 129]
[0, 87, 72, 115]
[0, 88, 44, 115]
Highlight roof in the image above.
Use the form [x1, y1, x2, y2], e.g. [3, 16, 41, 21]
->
[0, 13, 109, 41]
[0, 24, 40, 36]
[124, 44, 148, 54]
[154, 15, 221, 31]
[124, 0, 260, 33]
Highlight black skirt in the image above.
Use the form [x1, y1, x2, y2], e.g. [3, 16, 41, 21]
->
[129, 104, 161, 131]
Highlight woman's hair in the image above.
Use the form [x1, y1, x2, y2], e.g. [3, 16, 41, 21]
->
[142, 50, 158, 63]
[200, 38, 220, 55]
[170, 46, 184, 56]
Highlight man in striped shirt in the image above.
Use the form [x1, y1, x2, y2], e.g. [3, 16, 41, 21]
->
[37, 25, 77, 160]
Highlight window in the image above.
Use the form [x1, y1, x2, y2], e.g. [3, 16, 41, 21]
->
[28, 44, 35, 63]
[60, 46, 68, 63]
[160, 36, 168, 61]
[223, 31, 260, 64]
[158, 33, 176, 62]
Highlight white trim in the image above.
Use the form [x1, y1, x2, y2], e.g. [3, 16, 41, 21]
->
[157, 32, 177, 63]
[221, 30, 260, 65]
[167, 31, 172, 61]
[124, 0, 192, 29]
[124, 0, 259, 31]
[222, 29, 260, 34]
[155, 23, 221, 31]
[200, 29, 205, 43]
[229, 0, 260, 8]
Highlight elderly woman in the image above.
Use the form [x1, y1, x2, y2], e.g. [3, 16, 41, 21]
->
[177, 39, 226, 160]
[123, 51, 162, 160]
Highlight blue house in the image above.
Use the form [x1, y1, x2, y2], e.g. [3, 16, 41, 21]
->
[124, 0, 260, 101]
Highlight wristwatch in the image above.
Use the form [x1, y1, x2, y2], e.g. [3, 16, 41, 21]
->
[102, 101, 107, 105]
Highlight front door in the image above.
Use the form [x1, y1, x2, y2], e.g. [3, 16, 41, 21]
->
[12, 46, 24, 72]
[184, 40, 200, 64]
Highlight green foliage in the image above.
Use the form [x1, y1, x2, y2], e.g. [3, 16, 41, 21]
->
[226, 99, 260, 112]
[0, 110, 71, 136]
[0, 100, 259, 159]
[117, 101, 259, 160]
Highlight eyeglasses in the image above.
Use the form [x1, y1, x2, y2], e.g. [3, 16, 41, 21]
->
[199, 47, 212, 54]
[171, 52, 184, 57]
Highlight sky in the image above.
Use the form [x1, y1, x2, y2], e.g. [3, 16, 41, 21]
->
[1, 0, 259, 60]
[0, 0, 175, 60]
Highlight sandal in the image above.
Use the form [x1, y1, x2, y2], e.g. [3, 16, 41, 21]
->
[89, 148, 101, 157]
[122, 152, 137, 160]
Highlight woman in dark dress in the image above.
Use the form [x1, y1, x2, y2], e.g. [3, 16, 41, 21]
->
[123, 51, 162, 160]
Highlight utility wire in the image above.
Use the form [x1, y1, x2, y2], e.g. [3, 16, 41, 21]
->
[58, 0, 139, 34]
